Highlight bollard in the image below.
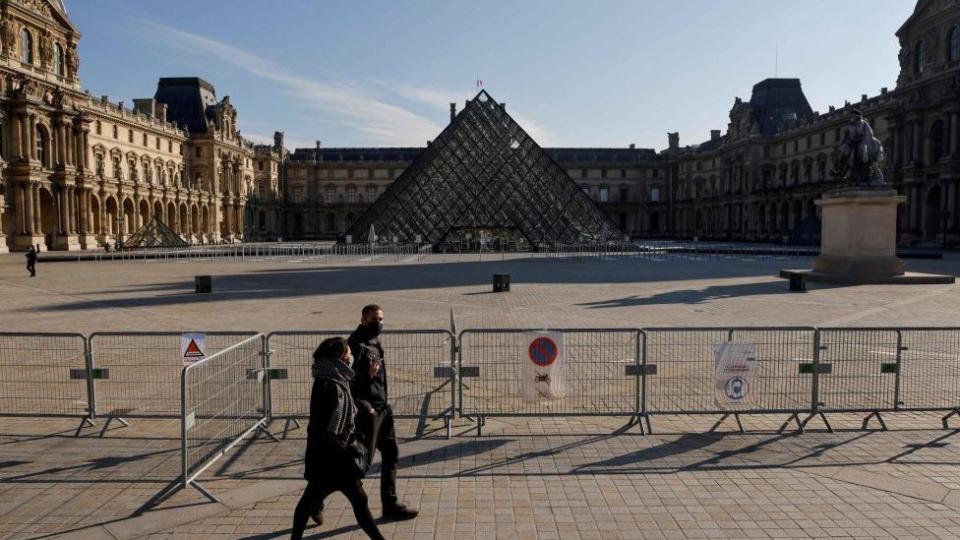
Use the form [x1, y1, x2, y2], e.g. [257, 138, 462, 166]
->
[195, 275, 212, 294]
[493, 273, 511, 293]
[788, 274, 805, 292]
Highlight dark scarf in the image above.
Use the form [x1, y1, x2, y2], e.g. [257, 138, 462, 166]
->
[311, 359, 357, 441]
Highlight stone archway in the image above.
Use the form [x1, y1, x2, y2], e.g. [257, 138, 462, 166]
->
[90, 195, 102, 240]
[153, 200, 164, 225]
[122, 198, 135, 235]
[39, 187, 56, 249]
[104, 196, 118, 241]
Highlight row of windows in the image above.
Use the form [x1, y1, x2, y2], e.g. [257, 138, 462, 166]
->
[914, 25, 960, 75]
[576, 168, 659, 179]
[291, 167, 398, 179]
[579, 184, 664, 203]
[95, 121, 180, 154]
[289, 185, 379, 204]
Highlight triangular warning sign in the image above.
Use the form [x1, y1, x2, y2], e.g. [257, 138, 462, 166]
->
[183, 339, 204, 358]
[340, 89, 620, 248]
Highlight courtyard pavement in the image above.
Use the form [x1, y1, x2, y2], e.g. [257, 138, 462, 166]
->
[1, 250, 960, 539]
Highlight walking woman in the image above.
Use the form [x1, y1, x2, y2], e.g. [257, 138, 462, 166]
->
[290, 337, 385, 540]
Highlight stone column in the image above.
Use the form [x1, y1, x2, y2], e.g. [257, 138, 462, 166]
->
[12, 114, 21, 158]
[19, 114, 28, 160]
[951, 112, 960, 157]
[17, 184, 26, 234]
[950, 181, 958, 231]
[33, 183, 42, 234]
[29, 115, 37, 161]
[56, 122, 66, 167]
[78, 188, 87, 235]
[913, 121, 923, 165]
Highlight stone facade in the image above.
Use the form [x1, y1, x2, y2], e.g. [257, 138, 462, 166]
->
[3, 0, 956, 250]
[0, 0, 253, 252]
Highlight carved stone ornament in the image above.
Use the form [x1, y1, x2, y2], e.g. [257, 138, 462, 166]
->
[0, 17, 14, 56]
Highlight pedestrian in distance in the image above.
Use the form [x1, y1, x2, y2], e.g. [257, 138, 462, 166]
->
[290, 337, 385, 540]
[25, 245, 37, 277]
[349, 304, 419, 521]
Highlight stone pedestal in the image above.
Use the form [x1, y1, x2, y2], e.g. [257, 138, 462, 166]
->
[52, 234, 81, 251]
[812, 189, 905, 279]
[15, 234, 47, 252]
[781, 187, 954, 286]
[79, 234, 99, 250]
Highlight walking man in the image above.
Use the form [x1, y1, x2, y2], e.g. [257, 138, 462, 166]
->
[25, 245, 37, 277]
[349, 304, 419, 521]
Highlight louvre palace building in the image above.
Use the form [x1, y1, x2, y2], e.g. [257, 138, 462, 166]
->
[0, 0, 957, 252]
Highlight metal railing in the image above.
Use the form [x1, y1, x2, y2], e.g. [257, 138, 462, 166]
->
[459, 329, 641, 435]
[179, 333, 275, 502]
[88, 332, 258, 432]
[0, 333, 95, 435]
[6, 327, 960, 440]
[265, 330, 456, 438]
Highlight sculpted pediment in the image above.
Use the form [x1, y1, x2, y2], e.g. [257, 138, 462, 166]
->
[9, 0, 78, 34]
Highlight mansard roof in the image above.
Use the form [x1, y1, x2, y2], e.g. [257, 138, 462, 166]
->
[748, 78, 815, 135]
[153, 77, 219, 134]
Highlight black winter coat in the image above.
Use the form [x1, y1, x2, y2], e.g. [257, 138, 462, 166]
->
[303, 376, 369, 482]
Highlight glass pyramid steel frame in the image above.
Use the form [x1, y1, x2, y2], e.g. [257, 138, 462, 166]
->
[340, 90, 620, 248]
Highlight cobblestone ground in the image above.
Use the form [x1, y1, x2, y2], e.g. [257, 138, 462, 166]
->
[1, 250, 959, 538]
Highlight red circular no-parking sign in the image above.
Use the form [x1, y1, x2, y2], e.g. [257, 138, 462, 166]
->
[528, 336, 559, 367]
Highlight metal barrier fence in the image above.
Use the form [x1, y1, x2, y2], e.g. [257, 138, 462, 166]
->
[458, 329, 641, 434]
[5, 327, 960, 439]
[179, 333, 274, 502]
[0, 333, 93, 434]
[88, 332, 258, 427]
[265, 330, 456, 437]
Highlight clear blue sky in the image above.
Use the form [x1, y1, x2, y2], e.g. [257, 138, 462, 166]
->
[69, 0, 915, 151]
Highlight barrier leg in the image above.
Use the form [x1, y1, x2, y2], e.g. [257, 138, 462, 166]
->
[861, 411, 888, 431]
[709, 413, 745, 434]
[777, 412, 803, 434]
[281, 418, 301, 440]
[73, 416, 96, 437]
[255, 423, 281, 443]
[644, 415, 653, 435]
[445, 416, 452, 440]
[189, 481, 220, 503]
[942, 409, 960, 430]
[98, 415, 130, 438]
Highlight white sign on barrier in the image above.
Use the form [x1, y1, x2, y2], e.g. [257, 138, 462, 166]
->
[181, 333, 206, 365]
[714, 342, 756, 407]
[522, 332, 566, 402]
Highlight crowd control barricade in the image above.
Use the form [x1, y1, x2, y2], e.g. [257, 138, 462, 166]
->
[0, 333, 95, 435]
[88, 332, 258, 434]
[265, 330, 456, 439]
[178, 333, 274, 502]
[642, 328, 817, 433]
[458, 329, 642, 435]
[816, 328, 901, 430]
[885, 328, 960, 429]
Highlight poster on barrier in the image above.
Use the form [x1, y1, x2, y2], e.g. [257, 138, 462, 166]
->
[181, 333, 206, 365]
[522, 332, 566, 402]
[714, 342, 756, 407]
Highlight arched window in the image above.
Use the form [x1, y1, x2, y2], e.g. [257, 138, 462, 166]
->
[916, 40, 926, 74]
[650, 185, 661, 202]
[950, 26, 960, 62]
[53, 43, 64, 76]
[35, 126, 48, 166]
[366, 185, 376, 203]
[20, 28, 32, 64]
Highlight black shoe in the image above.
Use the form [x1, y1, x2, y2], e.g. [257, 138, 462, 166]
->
[383, 503, 418, 521]
[311, 510, 323, 525]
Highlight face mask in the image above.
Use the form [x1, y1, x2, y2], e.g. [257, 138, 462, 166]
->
[367, 321, 383, 337]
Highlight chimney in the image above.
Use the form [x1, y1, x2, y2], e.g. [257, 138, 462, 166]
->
[668, 132, 679, 150]
[501, 102, 506, 111]
[274, 131, 284, 151]
[711, 130, 721, 141]
[315, 140, 321, 163]
[157, 103, 167, 122]
[450, 103, 457, 124]
[629, 143, 635, 149]
[861, 94, 867, 102]
[881, 87, 888, 95]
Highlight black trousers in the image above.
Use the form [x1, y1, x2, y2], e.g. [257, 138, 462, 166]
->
[290, 478, 384, 540]
[374, 407, 400, 508]
[27, 262, 35, 277]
